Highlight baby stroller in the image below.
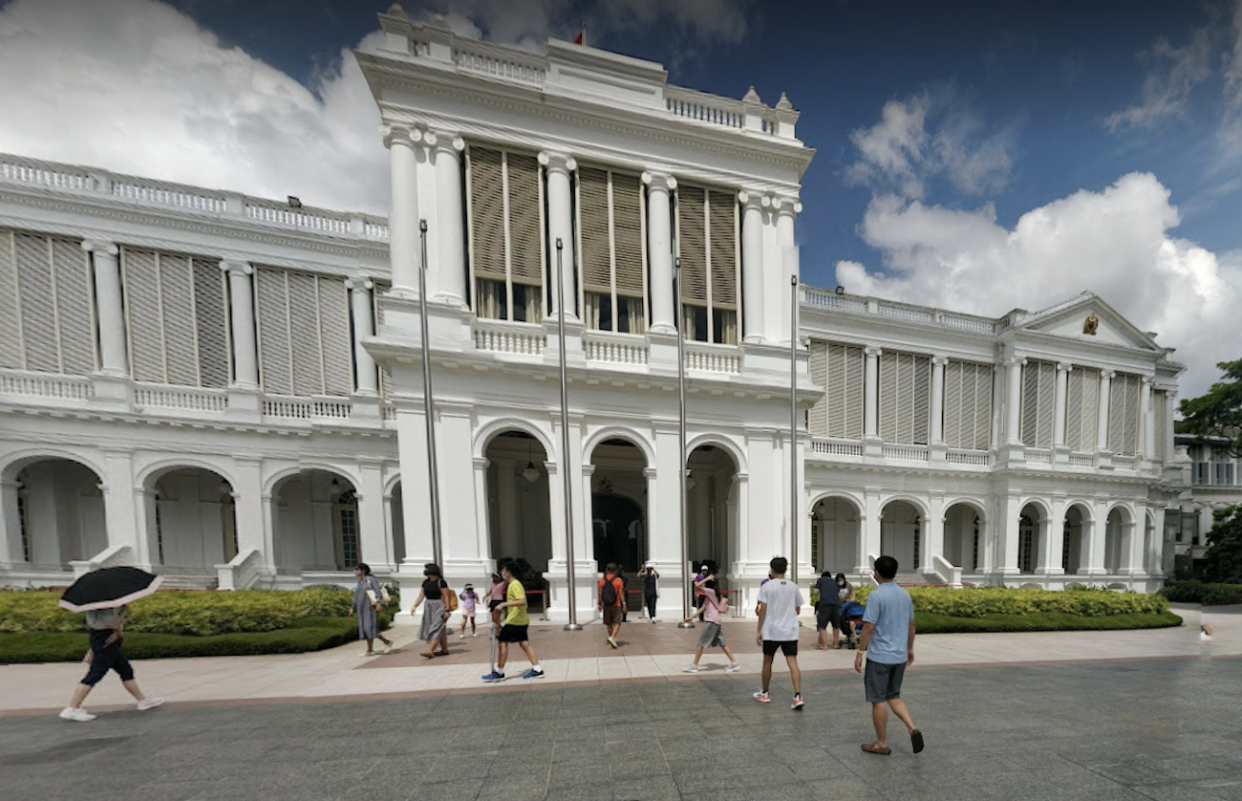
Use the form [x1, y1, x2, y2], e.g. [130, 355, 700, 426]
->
[841, 600, 865, 649]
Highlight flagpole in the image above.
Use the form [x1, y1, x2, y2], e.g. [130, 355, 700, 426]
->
[789, 274, 798, 587]
[556, 238, 581, 632]
[677, 256, 694, 629]
[418, 220, 442, 569]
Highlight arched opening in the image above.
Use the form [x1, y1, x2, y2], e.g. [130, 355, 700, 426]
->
[1104, 507, 1130, 574]
[686, 444, 738, 584]
[1063, 504, 1089, 575]
[7, 458, 105, 569]
[1018, 503, 1046, 575]
[147, 467, 235, 580]
[810, 496, 859, 575]
[880, 500, 921, 572]
[944, 503, 982, 572]
[271, 470, 359, 574]
[485, 431, 552, 576]
[589, 437, 648, 573]
[389, 482, 405, 566]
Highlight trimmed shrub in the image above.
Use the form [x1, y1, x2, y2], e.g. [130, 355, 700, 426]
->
[853, 585, 1168, 618]
[913, 610, 1183, 634]
[1160, 581, 1242, 606]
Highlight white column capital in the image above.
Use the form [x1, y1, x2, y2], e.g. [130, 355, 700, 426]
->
[380, 124, 422, 149]
[430, 132, 465, 154]
[1141, 375, 1154, 387]
[1057, 362, 1074, 373]
[931, 354, 950, 367]
[345, 277, 374, 292]
[1101, 369, 1116, 380]
[220, 259, 253, 277]
[772, 195, 802, 217]
[81, 239, 118, 256]
[473, 457, 491, 470]
[642, 467, 658, 479]
[538, 151, 577, 174]
[1004, 356, 1027, 368]
[864, 346, 883, 358]
[641, 171, 676, 192]
[738, 189, 765, 209]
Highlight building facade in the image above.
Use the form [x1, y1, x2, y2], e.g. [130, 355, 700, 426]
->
[0, 15, 1187, 618]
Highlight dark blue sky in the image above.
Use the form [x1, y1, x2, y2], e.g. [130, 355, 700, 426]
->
[168, 0, 1241, 291]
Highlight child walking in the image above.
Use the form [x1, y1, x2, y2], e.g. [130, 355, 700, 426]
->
[459, 584, 480, 638]
[681, 578, 741, 674]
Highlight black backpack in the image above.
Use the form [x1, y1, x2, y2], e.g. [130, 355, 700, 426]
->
[601, 576, 619, 605]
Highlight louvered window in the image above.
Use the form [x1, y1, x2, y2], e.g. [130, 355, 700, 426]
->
[1107, 373, 1141, 455]
[676, 184, 739, 343]
[815, 343, 864, 439]
[577, 166, 646, 334]
[254, 266, 353, 397]
[0, 229, 97, 375]
[943, 360, 993, 450]
[120, 247, 230, 387]
[1065, 367, 1099, 453]
[1019, 360, 1056, 449]
[878, 351, 931, 445]
[466, 145, 544, 322]
[1153, 391, 1167, 461]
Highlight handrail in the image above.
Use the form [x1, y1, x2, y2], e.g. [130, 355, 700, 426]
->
[932, 554, 962, 586]
[215, 549, 264, 591]
[69, 545, 134, 579]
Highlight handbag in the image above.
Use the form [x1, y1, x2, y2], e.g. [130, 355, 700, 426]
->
[444, 585, 459, 612]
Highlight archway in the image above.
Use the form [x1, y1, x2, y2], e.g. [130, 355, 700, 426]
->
[880, 500, 921, 572]
[1104, 507, 1131, 574]
[810, 496, 859, 575]
[6, 458, 105, 569]
[686, 444, 738, 584]
[146, 467, 235, 575]
[589, 437, 648, 573]
[484, 431, 552, 575]
[271, 470, 358, 573]
[1063, 504, 1089, 575]
[944, 502, 982, 572]
[1018, 502, 1047, 575]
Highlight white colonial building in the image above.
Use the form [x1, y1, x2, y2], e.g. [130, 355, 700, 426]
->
[0, 12, 1187, 618]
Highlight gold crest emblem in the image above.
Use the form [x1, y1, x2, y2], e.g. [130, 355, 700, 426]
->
[1083, 314, 1099, 335]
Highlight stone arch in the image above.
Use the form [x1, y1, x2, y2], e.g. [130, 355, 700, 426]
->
[473, 418, 556, 461]
[1017, 500, 1050, 575]
[1104, 503, 1135, 526]
[880, 497, 926, 572]
[1064, 500, 1095, 525]
[144, 463, 237, 573]
[264, 463, 362, 498]
[583, 426, 656, 467]
[810, 494, 861, 575]
[944, 499, 987, 572]
[267, 467, 359, 574]
[137, 457, 238, 492]
[686, 432, 748, 474]
[1062, 502, 1092, 575]
[3, 452, 106, 569]
[1103, 504, 1135, 575]
[686, 440, 741, 585]
[808, 490, 864, 515]
[383, 471, 402, 498]
[1018, 497, 1053, 524]
[944, 497, 988, 524]
[880, 495, 930, 521]
[588, 432, 652, 574]
[484, 431, 552, 575]
[0, 447, 106, 485]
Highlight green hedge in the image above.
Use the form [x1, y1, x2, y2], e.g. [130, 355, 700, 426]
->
[853, 586, 1169, 618]
[0, 617, 363, 664]
[1160, 581, 1242, 606]
[913, 610, 1182, 634]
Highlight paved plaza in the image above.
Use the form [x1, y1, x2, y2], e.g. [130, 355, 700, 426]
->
[0, 606, 1239, 801]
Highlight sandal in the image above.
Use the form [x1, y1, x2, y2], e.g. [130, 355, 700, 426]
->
[419, 652, 434, 659]
[861, 743, 891, 756]
[911, 730, 924, 754]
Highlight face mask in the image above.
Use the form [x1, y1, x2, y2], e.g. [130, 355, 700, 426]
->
[838, 580, 845, 586]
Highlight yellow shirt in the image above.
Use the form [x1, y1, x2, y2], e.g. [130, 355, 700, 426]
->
[505, 581, 529, 626]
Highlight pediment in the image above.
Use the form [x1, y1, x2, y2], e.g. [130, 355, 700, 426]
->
[1017, 294, 1159, 351]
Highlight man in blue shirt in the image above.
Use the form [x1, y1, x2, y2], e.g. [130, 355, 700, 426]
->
[854, 555, 923, 756]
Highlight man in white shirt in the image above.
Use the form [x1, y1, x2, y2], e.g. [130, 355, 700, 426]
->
[753, 556, 805, 711]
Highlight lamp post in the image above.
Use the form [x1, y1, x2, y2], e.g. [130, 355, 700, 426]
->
[676, 257, 694, 629]
[555, 238, 582, 632]
[418, 220, 443, 568]
[789, 274, 798, 585]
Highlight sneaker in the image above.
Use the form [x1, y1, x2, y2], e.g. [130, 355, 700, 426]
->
[725, 663, 741, 673]
[481, 671, 506, 683]
[59, 707, 95, 722]
[472, 632, 479, 638]
[791, 696, 804, 712]
[752, 691, 771, 703]
[381, 644, 392, 655]
[521, 668, 545, 680]
[681, 664, 700, 673]
[607, 636, 618, 649]
[460, 633, 466, 640]
[137, 698, 164, 711]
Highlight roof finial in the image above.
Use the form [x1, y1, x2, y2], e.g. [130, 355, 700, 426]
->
[742, 85, 762, 104]
[776, 91, 793, 111]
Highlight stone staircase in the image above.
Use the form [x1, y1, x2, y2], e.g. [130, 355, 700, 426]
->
[153, 569, 219, 591]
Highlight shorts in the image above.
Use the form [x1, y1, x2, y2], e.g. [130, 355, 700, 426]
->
[696, 622, 726, 648]
[761, 640, 798, 658]
[489, 599, 503, 611]
[461, 607, 476, 618]
[864, 659, 907, 704]
[497, 624, 529, 643]
[815, 604, 842, 632]
[602, 606, 622, 627]
[81, 631, 135, 687]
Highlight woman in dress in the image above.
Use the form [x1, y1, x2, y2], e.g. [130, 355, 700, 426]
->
[352, 562, 392, 657]
[835, 572, 855, 602]
[410, 562, 450, 659]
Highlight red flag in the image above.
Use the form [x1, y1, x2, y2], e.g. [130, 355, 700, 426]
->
[573, 24, 585, 45]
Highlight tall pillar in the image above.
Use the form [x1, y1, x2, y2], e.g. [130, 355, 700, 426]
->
[651, 426, 681, 564]
[1054, 362, 1072, 448]
[356, 459, 391, 573]
[1086, 500, 1108, 576]
[494, 458, 519, 559]
[773, 196, 801, 345]
[1120, 510, 1144, 577]
[1006, 357, 1026, 445]
[1040, 496, 1066, 577]
[231, 457, 267, 568]
[437, 403, 481, 571]
[930, 356, 947, 445]
[1164, 390, 1177, 461]
[739, 190, 765, 343]
[432, 132, 467, 305]
[395, 406, 434, 569]
[472, 457, 491, 573]
[1140, 377, 1153, 458]
[82, 240, 127, 376]
[860, 488, 881, 576]
[925, 493, 945, 577]
[221, 261, 259, 389]
[643, 172, 677, 334]
[990, 364, 1005, 450]
[101, 448, 145, 567]
[383, 124, 422, 294]
[864, 347, 882, 440]
[1097, 370, 1114, 452]
[990, 493, 1022, 579]
[0, 479, 24, 564]
[539, 151, 578, 320]
[347, 279, 378, 396]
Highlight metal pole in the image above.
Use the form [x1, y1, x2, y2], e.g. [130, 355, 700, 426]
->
[418, 220, 442, 568]
[790, 275, 798, 586]
[556, 239, 582, 632]
[676, 257, 694, 629]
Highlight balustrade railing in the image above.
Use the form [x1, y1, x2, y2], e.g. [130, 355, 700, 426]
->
[453, 39, 546, 87]
[0, 156, 92, 189]
[1113, 455, 1137, 470]
[801, 286, 1000, 334]
[663, 87, 745, 130]
[811, 438, 864, 457]
[1026, 448, 1053, 465]
[584, 332, 649, 366]
[262, 396, 352, 420]
[883, 443, 930, 462]
[112, 181, 226, 213]
[473, 320, 546, 356]
[945, 449, 991, 466]
[0, 370, 92, 401]
[135, 385, 227, 413]
[1069, 453, 1096, 468]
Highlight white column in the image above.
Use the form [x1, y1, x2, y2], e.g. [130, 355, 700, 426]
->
[925, 494, 945, 577]
[432, 132, 467, 305]
[437, 404, 479, 569]
[930, 355, 947, 445]
[0, 479, 24, 564]
[1164, 391, 1177, 462]
[773, 196, 801, 345]
[1006, 357, 1026, 444]
[395, 407, 434, 568]
[992, 493, 1022, 577]
[1140, 377, 1154, 458]
[357, 460, 391, 573]
[82, 240, 127, 376]
[347, 278, 377, 396]
[643, 172, 677, 334]
[221, 261, 259, 389]
[864, 347, 881, 439]
[860, 489, 881, 576]
[1121, 514, 1143, 576]
[739, 190, 765, 343]
[383, 124, 422, 294]
[990, 364, 1005, 450]
[101, 449, 145, 566]
[494, 458, 519, 559]
[1054, 363, 1072, 448]
[232, 458, 267, 567]
[472, 457, 491, 571]
[1087, 501, 1108, 575]
[651, 426, 682, 565]
[539, 151, 578, 320]
[1097, 370, 1115, 452]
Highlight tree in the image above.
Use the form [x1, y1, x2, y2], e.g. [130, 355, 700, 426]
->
[1178, 359, 1242, 458]
[1201, 505, 1242, 584]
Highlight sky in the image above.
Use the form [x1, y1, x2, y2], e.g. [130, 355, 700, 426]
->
[0, 0, 1238, 397]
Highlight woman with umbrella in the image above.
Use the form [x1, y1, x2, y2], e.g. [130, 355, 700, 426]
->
[58, 566, 165, 722]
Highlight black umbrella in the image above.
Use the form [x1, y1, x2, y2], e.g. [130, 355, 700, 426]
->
[59, 566, 163, 613]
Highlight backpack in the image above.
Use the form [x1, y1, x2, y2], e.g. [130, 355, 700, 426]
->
[443, 582, 458, 612]
[601, 575, 620, 606]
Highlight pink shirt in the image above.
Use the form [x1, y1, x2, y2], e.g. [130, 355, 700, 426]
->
[702, 588, 723, 625]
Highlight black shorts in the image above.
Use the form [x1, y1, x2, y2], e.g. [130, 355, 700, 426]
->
[497, 624, 528, 643]
[762, 640, 798, 658]
[81, 631, 135, 686]
[816, 604, 842, 631]
[864, 659, 907, 704]
[489, 599, 503, 611]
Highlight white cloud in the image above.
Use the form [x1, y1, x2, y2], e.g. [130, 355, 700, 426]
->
[846, 93, 1013, 200]
[0, 0, 390, 213]
[1104, 28, 1214, 132]
[835, 174, 1241, 398]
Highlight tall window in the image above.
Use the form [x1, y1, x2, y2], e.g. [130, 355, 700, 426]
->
[1018, 515, 1035, 573]
[879, 351, 931, 445]
[17, 485, 30, 563]
[1066, 367, 1099, 453]
[1107, 373, 1141, 455]
[0, 229, 97, 375]
[943, 360, 993, 450]
[811, 343, 865, 439]
[467, 146, 543, 322]
[253, 267, 353, 396]
[676, 185, 739, 343]
[333, 489, 359, 570]
[1020, 360, 1056, 449]
[971, 517, 980, 572]
[578, 166, 646, 334]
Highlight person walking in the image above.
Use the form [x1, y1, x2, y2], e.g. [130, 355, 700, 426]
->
[60, 604, 163, 721]
[753, 557, 805, 711]
[352, 563, 393, 657]
[598, 563, 625, 649]
[813, 569, 842, 650]
[410, 562, 451, 659]
[855, 555, 924, 756]
[482, 561, 544, 682]
[681, 578, 741, 673]
[487, 571, 507, 627]
[459, 584, 480, 639]
[639, 562, 659, 622]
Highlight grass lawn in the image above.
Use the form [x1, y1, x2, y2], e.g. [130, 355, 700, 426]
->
[914, 610, 1183, 634]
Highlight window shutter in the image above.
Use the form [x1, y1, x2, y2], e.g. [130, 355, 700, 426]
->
[1067, 368, 1098, 452]
[708, 190, 737, 310]
[1122, 375, 1139, 455]
[612, 172, 644, 298]
[1154, 391, 1167, 460]
[912, 355, 930, 445]
[808, 341, 827, 435]
[193, 258, 230, 388]
[1108, 373, 1140, 455]
[317, 276, 353, 397]
[1020, 359, 1055, 449]
[468, 147, 505, 281]
[51, 238, 95, 376]
[844, 345, 864, 439]
[15, 234, 58, 373]
[578, 167, 611, 293]
[973, 364, 992, 450]
[122, 247, 163, 383]
[677, 185, 708, 305]
[0, 230, 19, 368]
[287, 272, 323, 396]
[1066, 369, 1083, 451]
[879, 352, 897, 442]
[1036, 361, 1055, 449]
[944, 362, 963, 447]
[158, 253, 197, 386]
[255, 267, 292, 395]
[506, 152, 542, 286]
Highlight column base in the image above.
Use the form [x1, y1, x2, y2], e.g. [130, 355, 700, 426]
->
[226, 386, 262, 418]
[863, 437, 884, 459]
[88, 373, 133, 410]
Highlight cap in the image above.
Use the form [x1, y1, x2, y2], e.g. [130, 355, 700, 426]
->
[700, 565, 710, 572]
